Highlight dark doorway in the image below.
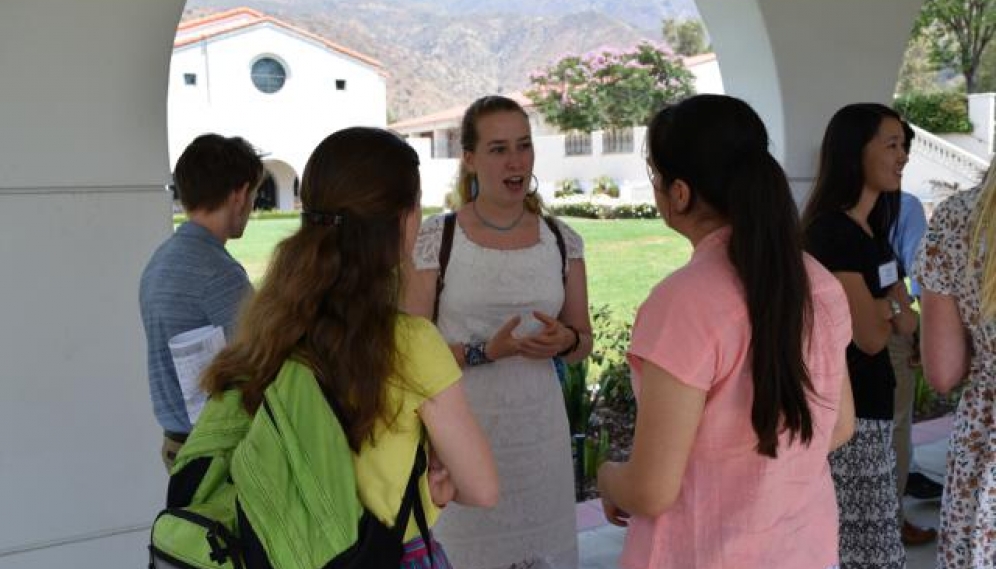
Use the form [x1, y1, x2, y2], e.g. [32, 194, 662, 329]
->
[255, 173, 276, 210]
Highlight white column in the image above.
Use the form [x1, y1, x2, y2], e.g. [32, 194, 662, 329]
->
[697, 0, 922, 204]
[0, 0, 184, 567]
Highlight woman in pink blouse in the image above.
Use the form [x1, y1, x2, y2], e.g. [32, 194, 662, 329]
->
[597, 94, 856, 569]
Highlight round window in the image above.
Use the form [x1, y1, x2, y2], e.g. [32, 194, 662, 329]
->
[251, 57, 287, 94]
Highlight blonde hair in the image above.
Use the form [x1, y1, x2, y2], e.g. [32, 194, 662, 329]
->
[455, 95, 544, 214]
[969, 158, 996, 318]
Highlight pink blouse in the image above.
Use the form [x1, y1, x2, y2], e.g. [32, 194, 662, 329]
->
[621, 227, 851, 569]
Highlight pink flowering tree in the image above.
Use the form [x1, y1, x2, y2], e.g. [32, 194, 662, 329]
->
[526, 41, 695, 132]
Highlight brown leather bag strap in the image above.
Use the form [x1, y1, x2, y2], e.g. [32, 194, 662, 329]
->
[542, 215, 568, 286]
[432, 212, 457, 323]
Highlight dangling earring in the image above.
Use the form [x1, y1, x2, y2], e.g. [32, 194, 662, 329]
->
[528, 174, 540, 196]
[470, 176, 480, 200]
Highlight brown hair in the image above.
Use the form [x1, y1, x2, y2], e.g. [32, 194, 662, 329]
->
[454, 95, 543, 213]
[200, 127, 421, 451]
[174, 134, 265, 212]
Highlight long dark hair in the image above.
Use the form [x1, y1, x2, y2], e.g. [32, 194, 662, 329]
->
[802, 103, 903, 237]
[647, 94, 814, 457]
[201, 127, 422, 451]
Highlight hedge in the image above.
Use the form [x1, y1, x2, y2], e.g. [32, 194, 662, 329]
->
[548, 201, 659, 219]
[172, 206, 444, 225]
[894, 92, 973, 133]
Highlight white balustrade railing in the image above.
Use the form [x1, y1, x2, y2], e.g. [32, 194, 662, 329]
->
[911, 124, 989, 182]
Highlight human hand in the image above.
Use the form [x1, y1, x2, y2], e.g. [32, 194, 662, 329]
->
[427, 450, 456, 507]
[486, 315, 523, 361]
[517, 312, 574, 359]
[597, 462, 630, 527]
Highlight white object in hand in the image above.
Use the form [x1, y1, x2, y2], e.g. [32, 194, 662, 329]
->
[168, 325, 226, 424]
[512, 312, 545, 339]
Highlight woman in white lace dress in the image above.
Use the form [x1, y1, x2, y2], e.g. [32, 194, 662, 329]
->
[404, 95, 593, 569]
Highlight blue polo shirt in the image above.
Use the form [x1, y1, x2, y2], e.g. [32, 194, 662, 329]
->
[139, 221, 252, 434]
[890, 191, 928, 298]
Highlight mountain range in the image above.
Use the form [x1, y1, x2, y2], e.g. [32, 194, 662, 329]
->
[183, 0, 700, 120]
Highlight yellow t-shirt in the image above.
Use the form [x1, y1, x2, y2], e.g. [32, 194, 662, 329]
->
[353, 314, 461, 541]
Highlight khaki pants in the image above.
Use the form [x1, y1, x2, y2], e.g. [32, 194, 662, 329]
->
[888, 332, 916, 523]
[161, 435, 184, 473]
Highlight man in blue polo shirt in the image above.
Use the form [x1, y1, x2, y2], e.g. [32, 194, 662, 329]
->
[140, 134, 263, 471]
[889, 122, 940, 546]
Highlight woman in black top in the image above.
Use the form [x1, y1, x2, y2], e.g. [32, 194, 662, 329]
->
[802, 103, 918, 569]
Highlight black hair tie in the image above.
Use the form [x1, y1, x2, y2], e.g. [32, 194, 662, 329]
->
[301, 210, 345, 227]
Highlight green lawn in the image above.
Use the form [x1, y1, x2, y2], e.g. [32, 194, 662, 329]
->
[221, 217, 692, 317]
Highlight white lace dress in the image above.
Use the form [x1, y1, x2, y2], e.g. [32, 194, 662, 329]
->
[413, 214, 583, 569]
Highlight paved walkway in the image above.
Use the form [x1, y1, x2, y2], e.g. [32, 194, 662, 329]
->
[576, 414, 953, 568]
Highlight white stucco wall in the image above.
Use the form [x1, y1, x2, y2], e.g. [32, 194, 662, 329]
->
[689, 59, 725, 95]
[411, 128, 654, 207]
[967, 93, 995, 156]
[0, 0, 182, 567]
[168, 22, 388, 185]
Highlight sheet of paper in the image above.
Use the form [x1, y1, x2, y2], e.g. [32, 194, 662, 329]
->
[168, 325, 226, 424]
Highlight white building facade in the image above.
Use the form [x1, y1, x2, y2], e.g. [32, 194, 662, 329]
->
[391, 54, 727, 206]
[170, 8, 388, 210]
[396, 53, 991, 209]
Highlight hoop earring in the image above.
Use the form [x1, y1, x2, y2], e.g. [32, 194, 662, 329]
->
[528, 174, 539, 196]
[470, 176, 480, 200]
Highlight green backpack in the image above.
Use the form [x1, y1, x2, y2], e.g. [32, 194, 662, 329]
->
[148, 358, 432, 569]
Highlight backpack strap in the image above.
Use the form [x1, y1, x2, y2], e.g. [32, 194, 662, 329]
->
[392, 435, 433, 564]
[432, 212, 457, 323]
[542, 215, 568, 286]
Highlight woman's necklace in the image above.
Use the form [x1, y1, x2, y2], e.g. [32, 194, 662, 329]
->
[472, 200, 526, 231]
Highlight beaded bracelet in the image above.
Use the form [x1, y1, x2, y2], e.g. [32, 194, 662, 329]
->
[556, 324, 581, 357]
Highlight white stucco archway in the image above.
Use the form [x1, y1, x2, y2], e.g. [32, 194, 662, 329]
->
[0, 1, 925, 566]
[263, 158, 300, 211]
[697, 0, 923, 201]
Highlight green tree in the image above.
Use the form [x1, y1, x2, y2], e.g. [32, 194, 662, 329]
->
[662, 18, 709, 56]
[914, 0, 996, 92]
[976, 38, 996, 91]
[526, 42, 696, 133]
[896, 33, 941, 95]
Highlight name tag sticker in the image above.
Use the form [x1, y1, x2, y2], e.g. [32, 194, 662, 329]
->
[878, 260, 899, 288]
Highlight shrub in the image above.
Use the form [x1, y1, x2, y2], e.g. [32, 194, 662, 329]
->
[591, 175, 620, 198]
[588, 304, 635, 411]
[173, 206, 445, 225]
[894, 91, 973, 133]
[560, 304, 636, 499]
[549, 200, 658, 220]
[609, 203, 659, 219]
[549, 201, 603, 219]
[555, 178, 584, 199]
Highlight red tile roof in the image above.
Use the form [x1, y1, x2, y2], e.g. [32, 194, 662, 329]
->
[390, 91, 536, 131]
[175, 7, 385, 73]
[388, 54, 717, 132]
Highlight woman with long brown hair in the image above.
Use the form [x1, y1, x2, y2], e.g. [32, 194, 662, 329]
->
[201, 127, 498, 567]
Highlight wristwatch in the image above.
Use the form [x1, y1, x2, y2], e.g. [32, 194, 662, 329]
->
[888, 298, 902, 319]
[463, 341, 493, 367]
